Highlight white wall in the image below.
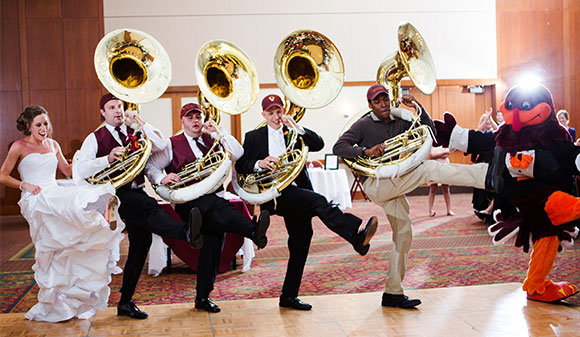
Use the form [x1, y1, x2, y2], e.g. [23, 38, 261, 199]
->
[104, 0, 496, 160]
[104, 0, 496, 84]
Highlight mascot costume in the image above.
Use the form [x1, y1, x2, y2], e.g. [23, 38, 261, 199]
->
[435, 84, 579, 303]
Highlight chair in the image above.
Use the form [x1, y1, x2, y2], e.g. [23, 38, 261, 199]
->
[350, 170, 370, 201]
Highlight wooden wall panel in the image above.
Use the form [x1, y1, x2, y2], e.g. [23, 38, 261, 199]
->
[0, 92, 24, 215]
[439, 87, 478, 127]
[404, 88, 434, 118]
[63, 18, 102, 89]
[565, 2, 580, 136]
[25, 0, 61, 17]
[497, 0, 577, 135]
[474, 89, 496, 117]
[435, 86, 496, 165]
[64, 89, 103, 156]
[0, 18, 21, 91]
[0, 93, 23, 136]
[26, 19, 65, 90]
[1, 0, 18, 16]
[1, 0, 24, 216]
[62, 0, 100, 18]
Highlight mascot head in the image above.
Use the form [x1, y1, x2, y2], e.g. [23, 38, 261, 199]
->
[496, 84, 569, 154]
[499, 84, 554, 132]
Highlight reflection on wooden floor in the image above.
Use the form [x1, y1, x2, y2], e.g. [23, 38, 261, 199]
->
[1, 283, 578, 337]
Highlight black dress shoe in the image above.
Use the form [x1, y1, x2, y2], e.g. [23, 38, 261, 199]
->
[252, 210, 270, 249]
[485, 147, 505, 194]
[279, 296, 312, 310]
[474, 210, 493, 223]
[381, 293, 421, 308]
[195, 297, 221, 313]
[188, 207, 203, 249]
[354, 216, 378, 256]
[117, 301, 149, 319]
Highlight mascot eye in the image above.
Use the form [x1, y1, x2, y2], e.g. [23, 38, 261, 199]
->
[506, 100, 513, 109]
[521, 101, 532, 110]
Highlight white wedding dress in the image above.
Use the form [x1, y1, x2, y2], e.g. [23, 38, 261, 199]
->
[17, 151, 124, 322]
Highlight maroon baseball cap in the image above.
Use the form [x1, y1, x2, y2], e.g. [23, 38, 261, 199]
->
[261, 94, 284, 111]
[180, 103, 203, 118]
[366, 84, 389, 101]
[99, 93, 119, 109]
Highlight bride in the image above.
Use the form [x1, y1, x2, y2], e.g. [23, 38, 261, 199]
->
[0, 105, 124, 322]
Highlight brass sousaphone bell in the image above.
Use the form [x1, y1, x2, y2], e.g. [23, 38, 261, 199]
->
[155, 40, 260, 203]
[81, 28, 172, 189]
[342, 22, 436, 178]
[233, 29, 345, 204]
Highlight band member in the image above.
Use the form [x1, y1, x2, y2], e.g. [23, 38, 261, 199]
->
[333, 84, 503, 308]
[0, 106, 124, 322]
[74, 94, 203, 319]
[145, 103, 270, 313]
[235, 94, 379, 310]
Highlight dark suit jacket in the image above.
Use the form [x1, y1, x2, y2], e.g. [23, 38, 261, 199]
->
[235, 125, 324, 191]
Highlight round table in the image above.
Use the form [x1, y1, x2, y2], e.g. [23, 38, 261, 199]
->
[307, 167, 352, 210]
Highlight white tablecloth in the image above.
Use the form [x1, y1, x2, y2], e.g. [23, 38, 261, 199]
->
[307, 167, 352, 210]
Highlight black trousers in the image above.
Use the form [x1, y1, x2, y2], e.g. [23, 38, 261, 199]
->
[174, 194, 256, 298]
[175, 194, 255, 237]
[194, 233, 224, 298]
[472, 188, 492, 211]
[262, 186, 362, 297]
[116, 188, 188, 301]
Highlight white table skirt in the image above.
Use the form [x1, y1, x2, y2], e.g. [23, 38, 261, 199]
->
[307, 167, 352, 210]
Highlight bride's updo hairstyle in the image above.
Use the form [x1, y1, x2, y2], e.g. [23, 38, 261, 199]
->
[17, 105, 50, 136]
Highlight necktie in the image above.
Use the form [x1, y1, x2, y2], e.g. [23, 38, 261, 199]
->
[195, 138, 209, 156]
[115, 126, 128, 146]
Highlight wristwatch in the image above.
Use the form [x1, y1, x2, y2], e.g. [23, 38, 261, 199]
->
[360, 146, 367, 155]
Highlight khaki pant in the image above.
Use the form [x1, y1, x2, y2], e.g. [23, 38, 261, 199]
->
[363, 160, 488, 294]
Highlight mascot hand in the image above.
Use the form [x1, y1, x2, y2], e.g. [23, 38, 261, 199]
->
[509, 153, 534, 169]
[514, 226, 531, 253]
[433, 112, 457, 147]
[487, 216, 524, 245]
[557, 225, 579, 251]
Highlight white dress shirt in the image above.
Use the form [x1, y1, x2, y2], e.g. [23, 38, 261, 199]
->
[268, 126, 286, 158]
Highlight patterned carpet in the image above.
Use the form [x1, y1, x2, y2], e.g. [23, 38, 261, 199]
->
[1, 192, 579, 313]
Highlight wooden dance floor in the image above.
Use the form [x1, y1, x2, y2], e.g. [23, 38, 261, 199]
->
[1, 283, 578, 336]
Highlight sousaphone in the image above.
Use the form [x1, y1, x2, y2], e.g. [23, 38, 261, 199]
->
[79, 28, 172, 189]
[233, 29, 345, 204]
[342, 22, 436, 178]
[155, 40, 259, 203]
